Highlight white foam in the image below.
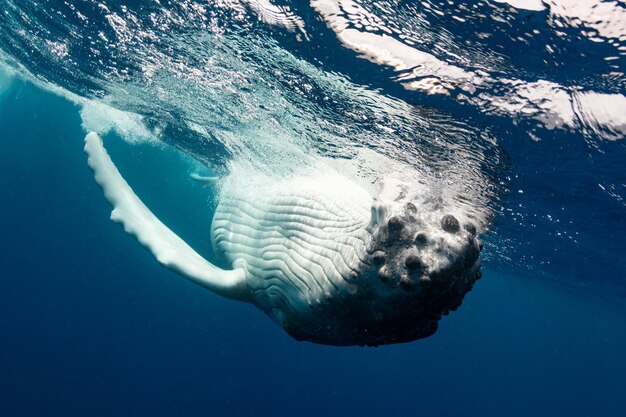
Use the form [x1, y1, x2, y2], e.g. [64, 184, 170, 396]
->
[80, 100, 154, 144]
[1, 55, 153, 144]
[492, 0, 546, 11]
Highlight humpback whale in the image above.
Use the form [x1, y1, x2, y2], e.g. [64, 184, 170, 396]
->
[85, 132, 482, 346]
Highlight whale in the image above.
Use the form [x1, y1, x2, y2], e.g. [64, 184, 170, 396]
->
[85, 132, 483, 346]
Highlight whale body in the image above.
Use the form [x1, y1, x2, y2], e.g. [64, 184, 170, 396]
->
[85, 132, 483, 346]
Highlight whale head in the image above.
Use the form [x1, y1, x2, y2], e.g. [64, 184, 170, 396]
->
[270, 176, 486, 347]
[336, 196, 484, 346]
[280, 187, 484, 347]
[283, 176, 485, 346]
[332, 196, 483, 346]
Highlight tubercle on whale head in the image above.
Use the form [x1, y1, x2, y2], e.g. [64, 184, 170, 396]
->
[366, 197, 483, 282]
[345, 197, 484, 345]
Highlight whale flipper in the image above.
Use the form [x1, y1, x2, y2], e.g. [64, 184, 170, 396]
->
[190, 173, 219, 186]
[84, 132, 250, 302]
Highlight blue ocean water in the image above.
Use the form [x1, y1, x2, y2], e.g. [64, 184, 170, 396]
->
[1, 1, 625, 416]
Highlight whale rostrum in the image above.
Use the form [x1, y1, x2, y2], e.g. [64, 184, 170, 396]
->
[85, 132, 483, 346]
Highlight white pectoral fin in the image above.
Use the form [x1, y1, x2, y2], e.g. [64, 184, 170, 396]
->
[84, 132, 250, 302]
[190, 172, 220, 186]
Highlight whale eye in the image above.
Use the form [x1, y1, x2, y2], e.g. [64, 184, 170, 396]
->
[441, 214, 460, 233]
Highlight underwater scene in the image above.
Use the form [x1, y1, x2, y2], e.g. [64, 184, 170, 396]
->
[1, 0, 625, 415]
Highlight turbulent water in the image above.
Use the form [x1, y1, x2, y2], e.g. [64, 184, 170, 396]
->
[2, 0, 624, 293]
[1, 1, 626, 416]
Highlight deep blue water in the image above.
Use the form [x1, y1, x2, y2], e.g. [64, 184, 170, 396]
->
[1, 1, 626, 416]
